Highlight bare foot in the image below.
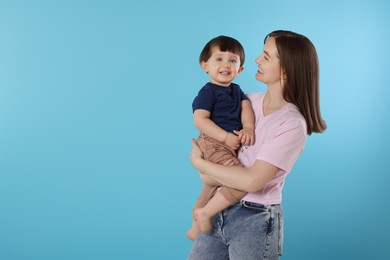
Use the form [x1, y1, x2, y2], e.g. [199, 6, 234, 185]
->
[186, 227, 198, 241]
[186, 219, 199, 241]
[193, 208, 212, 233]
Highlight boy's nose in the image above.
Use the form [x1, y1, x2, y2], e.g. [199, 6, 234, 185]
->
[223, 62, 231, 68]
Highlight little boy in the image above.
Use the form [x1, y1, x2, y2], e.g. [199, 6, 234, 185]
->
[187, 36, 255, 240]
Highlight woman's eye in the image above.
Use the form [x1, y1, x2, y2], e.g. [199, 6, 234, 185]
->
[216, 58, 223, 61]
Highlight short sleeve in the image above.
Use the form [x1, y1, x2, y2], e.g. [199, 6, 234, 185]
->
[256, 118, 307, 173]
[239, 88, 249, 101]
[192, 87, 215, 112]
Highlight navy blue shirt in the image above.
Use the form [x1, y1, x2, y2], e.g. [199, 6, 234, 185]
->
[192, 82, 248, 133]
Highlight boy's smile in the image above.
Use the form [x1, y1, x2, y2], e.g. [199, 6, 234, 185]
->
[201, 47, 244, 87]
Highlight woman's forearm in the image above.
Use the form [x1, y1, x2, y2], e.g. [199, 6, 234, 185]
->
[194, 158, 278, 193]
[199, 172, 221, 186]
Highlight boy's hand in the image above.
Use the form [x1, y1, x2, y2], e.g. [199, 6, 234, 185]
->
[234, 127, 255, 148]
[224, 132, 241, 150]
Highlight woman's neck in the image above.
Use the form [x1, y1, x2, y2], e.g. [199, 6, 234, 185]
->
[263, 88, 288, 116]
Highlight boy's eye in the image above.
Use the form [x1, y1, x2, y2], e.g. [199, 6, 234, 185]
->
[230, 59, 237, 63]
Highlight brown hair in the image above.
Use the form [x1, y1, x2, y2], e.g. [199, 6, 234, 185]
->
[265, 30, 327, 135]
[199, 35, 245, 66]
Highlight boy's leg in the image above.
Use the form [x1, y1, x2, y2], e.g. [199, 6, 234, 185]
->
[189, 134, 248, 237]
[193, 191, 232, 233]
[194, 183, 218, 208]
[218, 155, 247, 205]
[219, 187, 247, 204]
[192, 135, 248, 234]
[187, 136, 219, 240]
[193, 156, 247, 233]
[187, 183, 218, 240]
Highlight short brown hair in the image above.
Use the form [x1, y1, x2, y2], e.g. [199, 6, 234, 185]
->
[199, 35, 245, 66]
[265, 30, 327, 135]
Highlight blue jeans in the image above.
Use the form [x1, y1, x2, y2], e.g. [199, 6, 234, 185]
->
[188, 201, 283, 260]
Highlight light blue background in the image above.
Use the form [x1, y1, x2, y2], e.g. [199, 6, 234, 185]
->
[1, 0, 389, 259]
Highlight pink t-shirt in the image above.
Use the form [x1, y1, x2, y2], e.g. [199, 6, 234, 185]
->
[239, 92, 307, 205]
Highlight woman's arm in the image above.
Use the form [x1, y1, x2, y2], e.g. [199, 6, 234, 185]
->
[199, 173, 221, 186]
[190, 139, 278, 193]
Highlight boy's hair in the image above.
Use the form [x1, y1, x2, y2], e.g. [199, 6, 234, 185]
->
[199, 35, 245, 66]
[265, 30, 327, 135]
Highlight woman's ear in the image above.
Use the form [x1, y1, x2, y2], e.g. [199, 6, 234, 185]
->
[281, 69, 287, 80]
[280, 69, 287, 86]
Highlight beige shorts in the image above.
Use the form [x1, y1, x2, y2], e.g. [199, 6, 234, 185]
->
[196, 133, 247, 204]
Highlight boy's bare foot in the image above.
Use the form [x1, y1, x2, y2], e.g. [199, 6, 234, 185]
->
[193, 208, 212, 233]
[186, 227, 198, 241]
[186, 219, 199, 241]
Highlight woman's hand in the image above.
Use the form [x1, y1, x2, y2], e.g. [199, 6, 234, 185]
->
[190, 139, 204, 169]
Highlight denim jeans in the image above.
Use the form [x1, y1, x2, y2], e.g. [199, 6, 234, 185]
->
[188, 201, 283, 260]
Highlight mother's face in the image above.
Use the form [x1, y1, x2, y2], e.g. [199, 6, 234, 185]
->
[255, 37, 283, 87]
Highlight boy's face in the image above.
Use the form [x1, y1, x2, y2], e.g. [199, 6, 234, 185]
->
[201, 46, 244, 87]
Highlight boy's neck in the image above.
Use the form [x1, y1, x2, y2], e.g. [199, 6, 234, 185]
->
[209, 82, 232, 87]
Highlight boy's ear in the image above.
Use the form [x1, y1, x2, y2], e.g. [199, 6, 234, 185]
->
[238, 66, 244, 74]
[200, 61, 208, 73]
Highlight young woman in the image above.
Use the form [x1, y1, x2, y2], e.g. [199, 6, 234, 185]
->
[188, 30, 327, 259]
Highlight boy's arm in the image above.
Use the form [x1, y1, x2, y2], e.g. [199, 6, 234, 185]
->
[238, 100, 255, 146]
[194, 109, 240, 150]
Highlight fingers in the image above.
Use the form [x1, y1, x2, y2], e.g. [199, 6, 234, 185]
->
[233, 130, 241, 135]
[240, 133, 255, 147]
[240, 136, 249, 147]
[244, 135, 255, 146]
[239, 136, 255, 151]
[192, 138, 200, 147]
[241, 135, 248, 146]
[223, 159, 235, 166]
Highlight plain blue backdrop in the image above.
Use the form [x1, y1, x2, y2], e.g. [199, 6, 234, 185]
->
[1, 0, 389, 259]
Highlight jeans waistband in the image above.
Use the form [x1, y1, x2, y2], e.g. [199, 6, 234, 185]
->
[240, 200, 282, 214]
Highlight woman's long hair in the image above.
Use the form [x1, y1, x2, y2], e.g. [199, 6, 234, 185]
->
[265, 30, 327, 135]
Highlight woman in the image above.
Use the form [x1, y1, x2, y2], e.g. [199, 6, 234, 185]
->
[188, 30, 327, 259]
